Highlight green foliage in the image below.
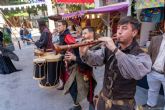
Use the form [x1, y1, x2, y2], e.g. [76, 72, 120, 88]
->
[9, 0, 27, 5]
[2, 5, 47, 18]
[66, 4, 94, 12]
[37, 5, 47, 11]
[66, 5, 81, 12]
[27, 6, 38, 16]
[3, 32, 12, 44]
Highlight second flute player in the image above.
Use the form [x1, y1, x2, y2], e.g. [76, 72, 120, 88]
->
[79, 16, 152, 110]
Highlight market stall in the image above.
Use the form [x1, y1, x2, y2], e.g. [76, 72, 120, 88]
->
[136, 0, 164, 46]
[61, 2, 128, 36]
[135, 0, 164, 95]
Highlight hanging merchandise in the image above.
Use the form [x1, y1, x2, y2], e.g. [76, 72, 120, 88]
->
[140, 7, 164, 23]
[69, 17, 81, 26]
[136, 0, 164, 9]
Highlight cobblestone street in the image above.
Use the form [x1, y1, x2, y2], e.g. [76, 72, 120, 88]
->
[0, 34, 164, 110]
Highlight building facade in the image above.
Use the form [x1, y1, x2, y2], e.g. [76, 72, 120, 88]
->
[0, 0, 45, 5]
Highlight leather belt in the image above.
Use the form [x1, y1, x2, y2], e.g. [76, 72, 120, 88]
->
[100, 92, 134, 108]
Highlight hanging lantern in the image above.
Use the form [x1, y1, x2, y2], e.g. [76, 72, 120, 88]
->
[97, 14, 102, 18]
[86, 14, 89, 19]
[91, 14, 95, 19]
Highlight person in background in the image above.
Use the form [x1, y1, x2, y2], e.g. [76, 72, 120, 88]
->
[3, 24, 15, 51]
[56, 20, 76, 90]
[27, 29, 33, 45]
[52, 28, 59, 44]
[143, 20, 165, 110]
[29, 19, 53, 52]
[0, 30, 3, 46]
[0, 30, 20, 74]
[24, 27, 33, 45]
[68, 25, 77, 34]
[20, 25, 25, 43]
[3, 24, 11, 38]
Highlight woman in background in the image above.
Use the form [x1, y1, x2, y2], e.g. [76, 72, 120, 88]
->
[0, 30, 20, 74]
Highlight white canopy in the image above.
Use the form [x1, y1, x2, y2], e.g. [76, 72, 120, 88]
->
[0, 2, 45, 10]
[0, 12, 5, 28]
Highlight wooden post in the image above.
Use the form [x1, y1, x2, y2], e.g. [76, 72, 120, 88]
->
[107, 14, 111, 37]
[45, 0, 55, 32]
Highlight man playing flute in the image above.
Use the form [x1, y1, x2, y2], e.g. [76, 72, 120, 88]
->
[79, 16, 152, 110]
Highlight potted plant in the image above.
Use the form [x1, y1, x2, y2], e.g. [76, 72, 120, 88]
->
[3, 30, 15, 51]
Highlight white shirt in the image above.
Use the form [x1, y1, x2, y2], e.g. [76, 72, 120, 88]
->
[52, 35, 59, 44]
[153, 33, 165, 72]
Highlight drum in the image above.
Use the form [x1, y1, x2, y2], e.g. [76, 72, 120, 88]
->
[33, 58, 46, 80]
[34, 49, 44, 57]
[39, 54, 62, 88]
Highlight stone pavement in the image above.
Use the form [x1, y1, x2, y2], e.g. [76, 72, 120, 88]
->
[0, 35, 164, 110]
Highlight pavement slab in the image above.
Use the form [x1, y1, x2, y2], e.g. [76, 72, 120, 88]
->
[0, 38, 164, 110]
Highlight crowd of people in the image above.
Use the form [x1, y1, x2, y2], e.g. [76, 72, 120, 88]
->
[29, 16, 165, 110]
[0, 16, 164, 110]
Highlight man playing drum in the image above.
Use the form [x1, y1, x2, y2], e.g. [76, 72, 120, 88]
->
[29, 19, 53, 52]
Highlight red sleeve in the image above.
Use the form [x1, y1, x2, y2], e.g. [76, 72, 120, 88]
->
[64, 34, 76, 44]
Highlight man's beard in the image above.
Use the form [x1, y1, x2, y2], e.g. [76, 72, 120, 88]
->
[117, 38, 123, 43]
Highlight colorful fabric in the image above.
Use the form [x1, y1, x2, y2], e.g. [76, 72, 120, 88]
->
[140, 7, 164, 22]
[136, 0, 164, 9]
[64, 64, 88, 103]
[64, 34, 76, 44]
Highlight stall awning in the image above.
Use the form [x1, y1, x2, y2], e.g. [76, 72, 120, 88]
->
[62, 11, 86, 19]
[55, 0, 94, 4]
[136, 0, 164, 9]
[48, 14, 62, 21]
[62, 2, 128, 19]
[87, 2, 128, 14]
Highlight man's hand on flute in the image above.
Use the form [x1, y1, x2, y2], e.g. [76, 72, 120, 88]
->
[79, 39, 93, 57]
[98, 37, 117, 52]
[64, 51, 76, 62]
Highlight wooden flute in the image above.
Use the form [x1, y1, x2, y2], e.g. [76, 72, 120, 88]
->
[54, 37, 117, 54]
